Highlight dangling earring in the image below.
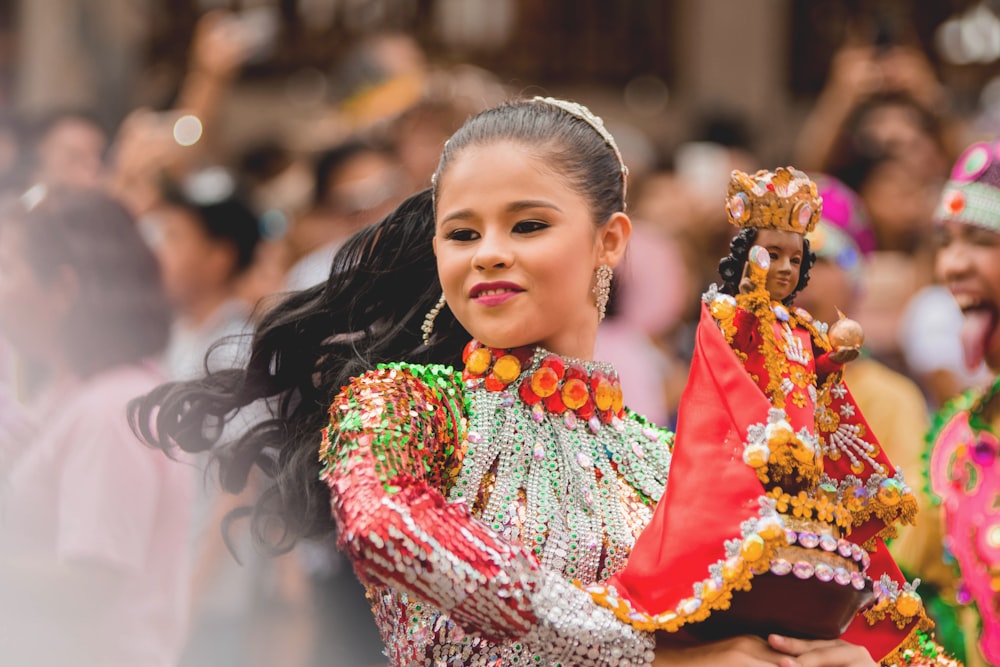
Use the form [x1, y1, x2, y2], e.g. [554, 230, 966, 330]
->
[421, 293, 447, 345]
[594, 264, 613, 321]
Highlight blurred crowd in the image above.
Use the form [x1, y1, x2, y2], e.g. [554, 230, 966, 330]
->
[1, 6, 1000, 667]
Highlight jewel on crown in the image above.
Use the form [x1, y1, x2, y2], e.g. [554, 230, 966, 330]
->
[726, 167, 823, 234]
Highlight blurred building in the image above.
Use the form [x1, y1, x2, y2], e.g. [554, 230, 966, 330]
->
[2, 0, 997, 163]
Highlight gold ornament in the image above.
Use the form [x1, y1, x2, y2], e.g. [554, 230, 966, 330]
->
[828, 309, 865, 350]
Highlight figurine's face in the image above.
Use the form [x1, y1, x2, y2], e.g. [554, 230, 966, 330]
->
[936, 218, 1000, 370]
[433, 140, 630, 359]
[756, 228, 803, 303]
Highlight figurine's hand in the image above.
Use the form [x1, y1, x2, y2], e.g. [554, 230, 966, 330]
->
[740, 245, 771, 295]
[828, 346, 861, 365]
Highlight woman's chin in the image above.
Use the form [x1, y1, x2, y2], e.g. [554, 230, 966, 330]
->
[982, 322, 1000, 371]
[985, 343, 1000, 374]
[473, 331, 533, 351]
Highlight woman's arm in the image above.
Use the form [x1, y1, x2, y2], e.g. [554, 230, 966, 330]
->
[321, 364, 654, 665]
[107, 10, 252, 217]
[792, 46, 883, 172]
[0, 362, 32, 475]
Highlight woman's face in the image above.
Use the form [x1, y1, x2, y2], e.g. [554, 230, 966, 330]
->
[36, 118, 106, 189]
[0, 223, 68, 364]
[150, 206, 231, 312]
[858, 103, 947, 181]
[756, 228, 803, 303]
[936, 219, 1000, 371]
[433, 141, 629, 359]
[861, 159, 934, 251]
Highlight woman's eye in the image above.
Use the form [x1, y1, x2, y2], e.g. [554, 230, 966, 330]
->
[513, 220, 549, 234]
[969, 228, 1000, 247]
[446, 229, 479, 242]
[932, 228, 952, 249]
[769, 252, 779, 261]
[791, 257, 802, 266]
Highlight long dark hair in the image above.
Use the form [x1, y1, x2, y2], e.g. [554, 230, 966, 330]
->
[128, 98, 627, 550]
[718, 227, 816, 306]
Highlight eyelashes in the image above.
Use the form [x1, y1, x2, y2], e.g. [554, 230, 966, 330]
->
[513, 220, 549, 233]
[445, 229, 478, 242]
[443, 220, 550, 242]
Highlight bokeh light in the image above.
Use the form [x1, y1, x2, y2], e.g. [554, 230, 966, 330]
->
[172, 114, 203, 146]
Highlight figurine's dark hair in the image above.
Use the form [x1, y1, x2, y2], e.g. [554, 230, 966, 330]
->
[718, 227, 816, 306]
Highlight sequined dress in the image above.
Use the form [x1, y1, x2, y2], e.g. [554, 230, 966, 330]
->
[319, 343, 673, 666]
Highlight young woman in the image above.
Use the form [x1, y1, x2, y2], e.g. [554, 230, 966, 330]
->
[928, 140, 1000, 667]
[134, 99, 900, 666]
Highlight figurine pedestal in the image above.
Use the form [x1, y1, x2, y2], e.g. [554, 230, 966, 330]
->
[682, 573, 875, 641]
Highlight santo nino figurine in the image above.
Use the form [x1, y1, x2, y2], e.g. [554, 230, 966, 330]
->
[586, 168, 957, 666]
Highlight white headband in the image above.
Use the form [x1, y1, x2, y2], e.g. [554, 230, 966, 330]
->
[533, 96, 629, 210]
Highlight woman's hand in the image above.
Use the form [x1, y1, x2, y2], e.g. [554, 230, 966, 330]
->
[190, 10, 255, 80]
[878, 47, 945, 111]
[653, 635, 789, 666]
[652, 634, 878, 667]
[767, 634, 878, 667]
[825, 46, 884, 106]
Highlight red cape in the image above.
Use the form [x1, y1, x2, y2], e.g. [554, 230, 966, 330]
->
[598, 303, 925, 660]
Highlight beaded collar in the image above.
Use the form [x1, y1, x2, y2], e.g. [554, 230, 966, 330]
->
[460, 340, 625, 432]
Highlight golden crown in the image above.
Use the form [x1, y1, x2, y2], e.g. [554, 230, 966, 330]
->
[726, 167, 822, 234]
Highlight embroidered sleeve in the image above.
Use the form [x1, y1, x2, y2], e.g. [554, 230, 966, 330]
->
[320, 364, 655, 664]
[814, 350, 843, 382]
[732, 306, 758, 353]
[881, 630, 963, 666]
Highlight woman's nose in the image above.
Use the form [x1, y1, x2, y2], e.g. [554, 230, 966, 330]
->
[472, 233, 513, 270]
[935, 242, 972, 283]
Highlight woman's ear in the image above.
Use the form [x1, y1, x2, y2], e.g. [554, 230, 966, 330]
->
[597, 212, 632, 268]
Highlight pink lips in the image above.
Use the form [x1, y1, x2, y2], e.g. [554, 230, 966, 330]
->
[469, 281, 524, 306]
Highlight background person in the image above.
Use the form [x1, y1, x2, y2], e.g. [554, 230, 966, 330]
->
[0, 187, 193, 667]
